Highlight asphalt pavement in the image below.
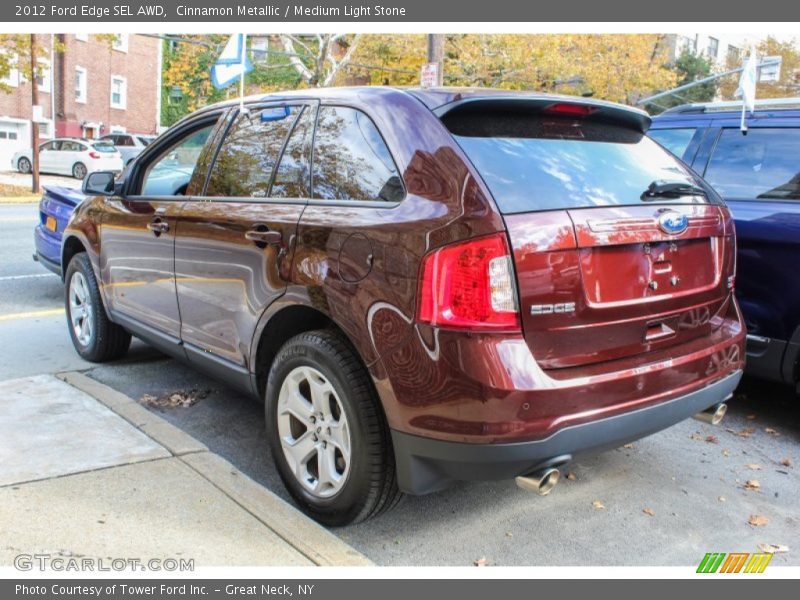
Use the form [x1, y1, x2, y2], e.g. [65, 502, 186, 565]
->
[1, 201, 798, 566]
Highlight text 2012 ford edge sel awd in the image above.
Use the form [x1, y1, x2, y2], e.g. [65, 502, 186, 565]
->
[62, 87, 745, 525]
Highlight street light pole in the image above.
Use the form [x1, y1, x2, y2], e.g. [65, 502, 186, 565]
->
[427, 34, 444, 86]
[30, 34, 40, 194]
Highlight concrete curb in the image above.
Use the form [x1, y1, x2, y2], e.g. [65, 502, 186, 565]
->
[58, 371, 207, 456]
[57, 370, 373, 566]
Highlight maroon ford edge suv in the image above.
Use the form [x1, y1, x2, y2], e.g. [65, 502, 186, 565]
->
[64, 87, 744, 524]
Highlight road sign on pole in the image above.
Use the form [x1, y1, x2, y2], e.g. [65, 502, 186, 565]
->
[420, 63, 439, 88]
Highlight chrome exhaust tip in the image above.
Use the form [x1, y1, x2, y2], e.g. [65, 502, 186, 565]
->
[693, 403, 728, 426]
[515, 467, 560, 496]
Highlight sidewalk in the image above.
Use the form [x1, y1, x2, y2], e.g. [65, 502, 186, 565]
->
[0, 372, 371, 567]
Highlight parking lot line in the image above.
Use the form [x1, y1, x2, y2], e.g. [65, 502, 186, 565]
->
[0, 273, 55, 282]
[0, 308, 64, 322]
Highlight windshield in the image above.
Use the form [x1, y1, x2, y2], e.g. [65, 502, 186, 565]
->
[445, 113, 717, 214]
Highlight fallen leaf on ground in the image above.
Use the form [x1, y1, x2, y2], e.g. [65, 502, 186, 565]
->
[727, 427, 755, 438]
[745, 464, 762, 470]
[592, 500, 605, 510]
[690, 433, 704, 441]
[722, 449, 730, 457]
[744, 480, 761, 491]
[505, 532, 513, 538]
[749, 515, 769, 527]
[474, 557, 487, 567]
[140, 389, 209, 408]
[758, 543, 789, 554]
[705, 435, 719, 444]
[565, 472, 577, 481]
[643, 508, 655, 517]
[718, 496, 726, 502]
[765, 428, 780, 436]
[780, 458, 792, 467]
[623, 443, 635, 449]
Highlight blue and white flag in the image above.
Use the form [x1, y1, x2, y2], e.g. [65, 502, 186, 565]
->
[735, 48, 758, 133]
[211, 34, 253, 90]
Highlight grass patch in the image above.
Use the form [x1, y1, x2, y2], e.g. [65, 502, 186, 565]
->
[0, 182, 42, 204]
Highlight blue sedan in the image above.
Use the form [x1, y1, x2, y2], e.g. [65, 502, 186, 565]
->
[33, 186, 85, 276]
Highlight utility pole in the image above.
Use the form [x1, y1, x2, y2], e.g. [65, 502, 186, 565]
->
[30, 34, 40, 194]
[427, 34, 444, 86]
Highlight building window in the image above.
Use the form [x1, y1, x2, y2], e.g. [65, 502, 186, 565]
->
[1, 55, 19, 87]
[707, 37, 719, 60]
[75, 33, 88, 42]
[36, 58, 51, 93]
[727, 45, 741, 65]
[75, 67, 87, 104]
[112, 34, 129, 53]
[110, 76, 127, 110]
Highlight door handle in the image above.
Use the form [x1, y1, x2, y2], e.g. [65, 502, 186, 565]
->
[245, 227, 282, 246]
[147, 219, 169, 235]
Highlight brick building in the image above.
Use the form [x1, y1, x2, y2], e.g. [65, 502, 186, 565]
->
[0, 33, 161, 168]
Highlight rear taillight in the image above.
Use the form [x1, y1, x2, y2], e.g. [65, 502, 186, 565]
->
[417, 233, 520, 331]
[88, 151, 101, 159]
[719, 205, 737, 290]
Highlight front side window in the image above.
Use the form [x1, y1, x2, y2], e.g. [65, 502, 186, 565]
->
[648, 128, 697, 160]
[312, 106, 404, 203]
[60, 141, 84, 152]
[141, 125, 214, 196]
[704, 128, 800, 200]
[205, 106, 300, 198]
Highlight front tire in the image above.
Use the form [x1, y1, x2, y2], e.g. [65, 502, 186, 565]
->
[65, 252, 131, 362]
[72, 162, 87, 180]
[17, 157, 31, 174]
[265, 329, 402, 526]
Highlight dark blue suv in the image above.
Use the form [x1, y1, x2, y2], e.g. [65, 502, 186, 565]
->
[650, 99, 800, 390]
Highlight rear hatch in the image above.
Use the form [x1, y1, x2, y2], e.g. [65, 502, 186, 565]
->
[443, 99, 736, 370]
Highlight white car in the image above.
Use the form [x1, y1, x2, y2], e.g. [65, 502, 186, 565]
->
[100, 133, 155, 166]
[12, 138, 123, 179]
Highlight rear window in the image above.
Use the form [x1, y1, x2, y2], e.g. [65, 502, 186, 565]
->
[444, 111, 713, 213]
[648, 128, 696, 159]
[704, 128, 800, 201]
[92, 143, 116, 153]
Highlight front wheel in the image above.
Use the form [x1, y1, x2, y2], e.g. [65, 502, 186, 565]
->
[65, 253, 131, 362]
[265, 329, 402, 526]
[72, 162, 87, 180]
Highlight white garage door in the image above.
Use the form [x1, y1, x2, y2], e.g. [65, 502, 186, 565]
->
[0, 120, 28, 171]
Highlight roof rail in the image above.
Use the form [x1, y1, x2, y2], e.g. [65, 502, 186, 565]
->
[662, 97, 800, 114]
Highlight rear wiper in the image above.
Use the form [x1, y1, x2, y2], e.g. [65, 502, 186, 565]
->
[641, 180, 707, 201]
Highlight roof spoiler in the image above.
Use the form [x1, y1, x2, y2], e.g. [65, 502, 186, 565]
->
[433, 96, 652, 133]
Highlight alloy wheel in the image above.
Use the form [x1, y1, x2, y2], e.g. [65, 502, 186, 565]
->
[69, 271, 93, 346]
[277, 365, 352, 498]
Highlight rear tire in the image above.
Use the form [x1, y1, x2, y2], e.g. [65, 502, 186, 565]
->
[65, 252, 131, 362]
[265, 329, 403, 526]
[72, 162, 87, 180]
[17, 157, 31, 174]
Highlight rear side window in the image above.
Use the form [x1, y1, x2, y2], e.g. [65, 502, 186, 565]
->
[312, 106, 404, 203]
[445, 110, 712, 213]
[648, 128, 696, 159]
[92, 143, 116, 153]
[270, 105, 315, 199]
[704, 128, 800, 201]
[206, 106, 300, 198]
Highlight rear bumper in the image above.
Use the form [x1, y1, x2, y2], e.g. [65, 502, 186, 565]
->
[33, 224, 62, 275]
[392, 369, 742, 495]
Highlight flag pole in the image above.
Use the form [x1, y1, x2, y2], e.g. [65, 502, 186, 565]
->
[239, 33, 247, 113]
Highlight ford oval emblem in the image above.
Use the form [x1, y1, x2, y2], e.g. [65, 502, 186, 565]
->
[657, 211, 689, 235]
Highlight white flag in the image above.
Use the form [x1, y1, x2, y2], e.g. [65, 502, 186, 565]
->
[735, 48, 758, 132]
[211, 34, 253, 90]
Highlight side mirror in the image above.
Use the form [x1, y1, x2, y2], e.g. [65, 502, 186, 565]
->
[82, 171, 120, 196]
